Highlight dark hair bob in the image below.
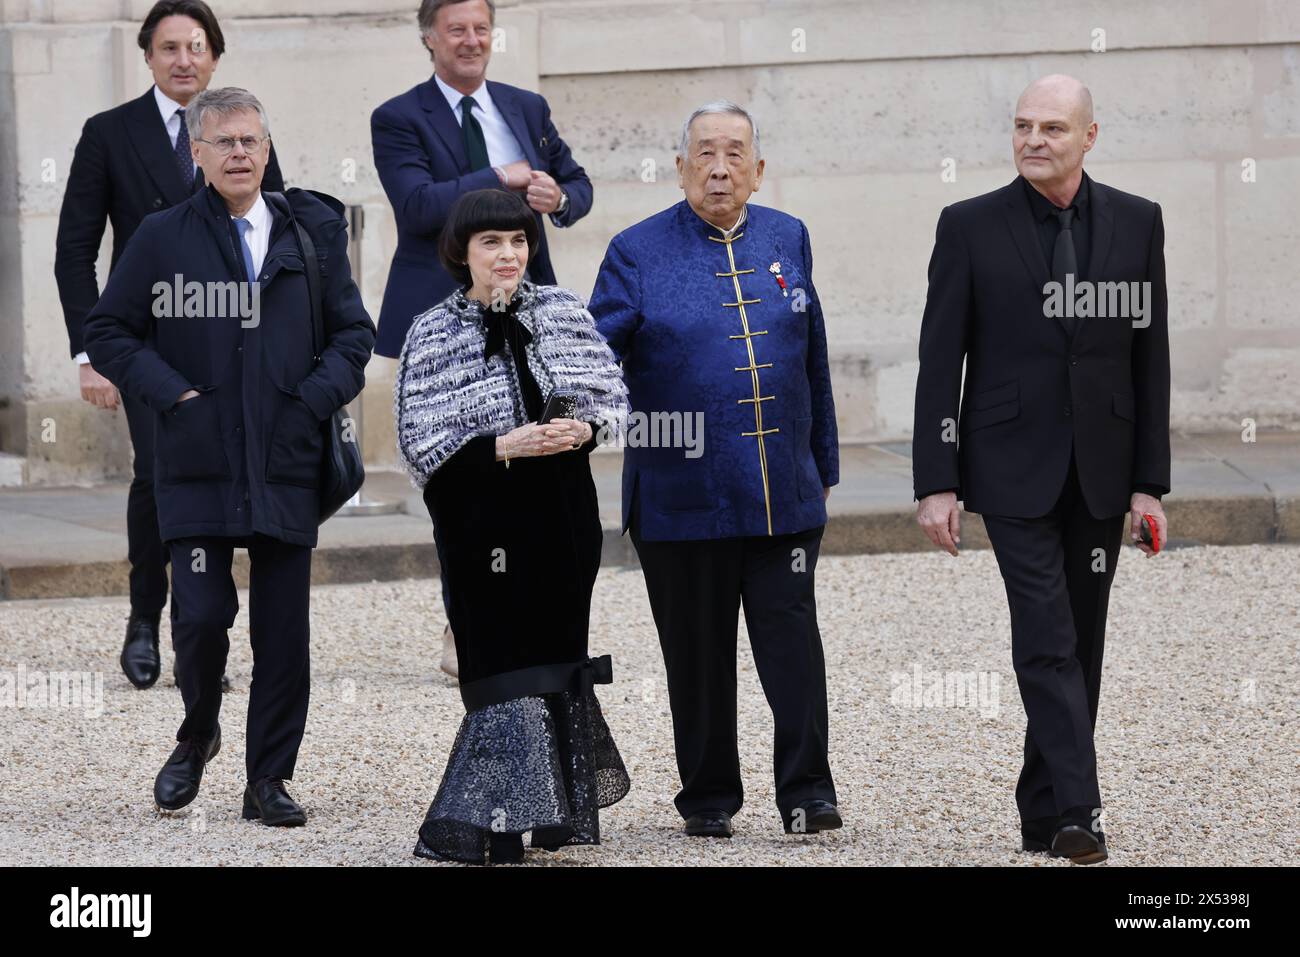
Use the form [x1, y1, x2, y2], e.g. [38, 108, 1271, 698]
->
[438, 189, 538, 287]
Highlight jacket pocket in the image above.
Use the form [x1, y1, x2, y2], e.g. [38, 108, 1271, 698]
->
[158, 386, 229, 482]
[962, 381, 1020, 434]
[265, 385, 324, 489]
[791, 416, 823, 501]
[1112, 392, 1135, 422]
[972, 380, 1018, 410]
[649, 464, 715, 512]
[257, 253, 305, 286]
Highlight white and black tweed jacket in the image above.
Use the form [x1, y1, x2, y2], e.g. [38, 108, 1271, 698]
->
[394, 281, 629, 487]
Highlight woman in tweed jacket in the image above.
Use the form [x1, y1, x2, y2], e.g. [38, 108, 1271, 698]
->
[395, 189, 630, 865]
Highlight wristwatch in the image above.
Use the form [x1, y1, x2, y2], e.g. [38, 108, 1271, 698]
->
[555, 189, 569, 215]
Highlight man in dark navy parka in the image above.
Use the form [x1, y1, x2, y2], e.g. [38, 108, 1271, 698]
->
[84, 88, 375, 826]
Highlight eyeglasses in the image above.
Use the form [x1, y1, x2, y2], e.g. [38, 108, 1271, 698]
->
[194, 135, 269, 155]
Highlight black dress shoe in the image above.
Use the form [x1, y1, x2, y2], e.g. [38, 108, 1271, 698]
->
[1020, 815, 1056, 853]
[242, 777, 307, 827]
[531, 824, 573, 851]
[684, 809, 733, 838]
[153, 726, 221, 811]
[1050, 806, 1108, 864]
[784, 799, 844, 834]
[172, 658, 233, 693]
[121, 613, 161, 689]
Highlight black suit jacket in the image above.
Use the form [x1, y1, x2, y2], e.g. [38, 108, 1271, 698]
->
[912, 173, 1171, 519]
[55, 87, 285, 357]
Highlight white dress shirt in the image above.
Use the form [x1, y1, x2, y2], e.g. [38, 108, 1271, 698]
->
[433, 73, 527, 168]
[77, 87, 194, 367]
[232, 192, 272, 278]
[154, 84, 187, 148]
[433, 73, 572, 222]
[720, 206, 747, 240]
[691, 204, 747, 239]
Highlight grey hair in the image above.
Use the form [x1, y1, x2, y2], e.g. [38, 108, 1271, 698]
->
[185, 87, 270, 141]
[418, 0, 496, 34]
[678, 100, 761, 161]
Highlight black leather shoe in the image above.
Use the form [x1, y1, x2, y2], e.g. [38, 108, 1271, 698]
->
[121, 613, 161, 689]
[1021, 815, 1056, 853]
[172, 658, 233, 693]
[153, 726, 221, 811]
[684, 809, 733, 838]
[784, 799, 843, 834]
[242, 777, 307, 827]
[1050, 806, 1108, 864]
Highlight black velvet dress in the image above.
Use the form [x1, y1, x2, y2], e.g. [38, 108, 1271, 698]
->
[414, 294, 629, 865]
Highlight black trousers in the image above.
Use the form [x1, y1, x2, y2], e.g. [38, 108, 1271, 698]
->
[168, 534, 312, 781]
[631, 508, 836, 820]
[982, 457, 1125, 821]
[124, 393, 168, 616]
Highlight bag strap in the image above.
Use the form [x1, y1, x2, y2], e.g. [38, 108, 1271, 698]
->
[270, 192, 324, 363]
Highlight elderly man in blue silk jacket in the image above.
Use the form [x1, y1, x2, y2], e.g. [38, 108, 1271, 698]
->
[588, 101, 841, 840]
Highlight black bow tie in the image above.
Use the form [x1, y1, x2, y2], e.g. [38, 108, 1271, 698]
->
[481, 299, 532, 362]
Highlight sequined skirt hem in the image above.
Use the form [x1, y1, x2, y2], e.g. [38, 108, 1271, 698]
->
[413, 687, 630, 865]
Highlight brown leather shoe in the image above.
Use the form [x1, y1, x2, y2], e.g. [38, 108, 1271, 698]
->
[1050, 807, 1108, 864]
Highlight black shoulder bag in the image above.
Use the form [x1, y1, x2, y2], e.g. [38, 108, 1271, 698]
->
[280, 195, 365, 522]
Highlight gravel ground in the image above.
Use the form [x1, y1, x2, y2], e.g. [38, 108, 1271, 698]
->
[1, 543, 1296, 867]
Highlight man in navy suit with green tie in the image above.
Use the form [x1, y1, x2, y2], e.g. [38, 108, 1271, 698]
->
[370, 0, 593, 360]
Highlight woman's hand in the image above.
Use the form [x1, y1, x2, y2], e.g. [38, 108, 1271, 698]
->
[495, 422, 575, 460]
[495, 420, 594, 461]
[546, 418, 592, 451]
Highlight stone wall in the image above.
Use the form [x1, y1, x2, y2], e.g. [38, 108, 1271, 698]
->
[2, 0, 1297, 483]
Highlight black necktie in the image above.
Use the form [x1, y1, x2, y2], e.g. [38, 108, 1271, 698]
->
[1052, 207, 1078, 284]
[174, 108, 195, 187]
[460, 96, 490, 171]
[1052, 207, 1078, 333]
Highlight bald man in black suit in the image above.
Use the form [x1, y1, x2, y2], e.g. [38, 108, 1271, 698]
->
[912, 75, 1170, 865]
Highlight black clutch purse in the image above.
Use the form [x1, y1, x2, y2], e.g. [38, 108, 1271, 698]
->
[282, 194, 365, 522]
[540, 389, 580, 423]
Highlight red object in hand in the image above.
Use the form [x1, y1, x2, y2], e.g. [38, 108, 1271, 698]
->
[1140, 513, 1162, 554]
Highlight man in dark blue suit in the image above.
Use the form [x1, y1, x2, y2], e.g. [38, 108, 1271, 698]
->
[85, 88, 375, 825]
[55, 0, 285, 691]
[370, 0, 592, 360]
